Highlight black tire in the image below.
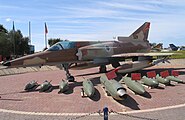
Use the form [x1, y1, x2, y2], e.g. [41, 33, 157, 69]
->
[68, 76, 75, 82]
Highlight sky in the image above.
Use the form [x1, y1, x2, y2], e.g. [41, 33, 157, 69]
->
[0, 0, 185, 51]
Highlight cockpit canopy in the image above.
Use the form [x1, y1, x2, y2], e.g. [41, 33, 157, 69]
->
[47, 41, 76, 51]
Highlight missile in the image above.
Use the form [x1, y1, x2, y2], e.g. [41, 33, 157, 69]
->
[82, 79, 95, 97]
[156, 74, 170, 85]
[100, 74, 127, 100]
[39, 80, 53, 92]
[59, 80, 69, 93]
[141, 76, 159, 87]
[122, 76, 145, 95]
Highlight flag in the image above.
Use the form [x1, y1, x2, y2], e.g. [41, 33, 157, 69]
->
[45, 22, 48, 34]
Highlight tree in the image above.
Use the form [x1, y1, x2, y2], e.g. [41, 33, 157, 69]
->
[0, 24, 30, 58]
[0, 25, 12, 57]
[0, 25, 8, 33]
[48, 38, 61, 47]
[8, 30, 30, 56]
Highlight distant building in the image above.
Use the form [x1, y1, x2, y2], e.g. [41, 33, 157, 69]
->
[29, 45, 35, 54]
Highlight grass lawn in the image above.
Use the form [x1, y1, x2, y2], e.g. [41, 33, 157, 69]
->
[170, 50, 185, 59]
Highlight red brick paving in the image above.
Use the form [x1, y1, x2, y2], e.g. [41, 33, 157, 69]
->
[0, 62, 185, 113]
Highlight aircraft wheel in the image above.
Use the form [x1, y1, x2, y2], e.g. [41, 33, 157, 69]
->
[67, 76, 75, 82]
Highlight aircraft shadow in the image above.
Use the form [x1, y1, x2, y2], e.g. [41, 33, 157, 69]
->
[89, 88, 101, 101]
[75, 72, 101, 77]
[0, 91, 25, 95]
[116, 95, 140, 110]
[75, 69, 112, 77]
[0, 98, 23, 101]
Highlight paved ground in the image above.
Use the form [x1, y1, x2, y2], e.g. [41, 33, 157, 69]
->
[0, 103, 185, 120]
[0, 65, 62, 76]
[0, 59, 185, 119]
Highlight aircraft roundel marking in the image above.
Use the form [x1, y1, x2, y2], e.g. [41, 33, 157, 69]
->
[76, 49, 82, 60]
[105, 45, 110, 52]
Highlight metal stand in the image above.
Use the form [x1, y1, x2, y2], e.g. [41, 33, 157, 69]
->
[103, 107, 108, 120]
[99, 65, 107, 73]
[62, 64, 75, 82]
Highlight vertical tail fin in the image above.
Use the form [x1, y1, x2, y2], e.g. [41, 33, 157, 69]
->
[129, 22, 150, 41]
[153, 43, 163, 49]
[169, 44, 179, 51]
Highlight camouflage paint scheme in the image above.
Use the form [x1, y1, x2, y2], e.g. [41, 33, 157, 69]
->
[4, 22, 150, 67]
[3, 22, 175, 76]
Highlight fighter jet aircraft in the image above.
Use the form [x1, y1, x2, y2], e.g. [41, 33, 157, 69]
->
[150, 43, 163, 52]
[3, 22, 174, 81]
[169, 44, 185, 51]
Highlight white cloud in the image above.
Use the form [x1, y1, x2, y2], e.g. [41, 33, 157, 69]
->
[5, 18, 11, 22]
[1, 0, 185, 51]
[97, 1, 159, 12]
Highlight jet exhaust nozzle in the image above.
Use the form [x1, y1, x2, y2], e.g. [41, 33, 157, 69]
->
[117, 88, 127, 99]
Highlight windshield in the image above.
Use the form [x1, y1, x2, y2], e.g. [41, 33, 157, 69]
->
[47, 43, 63, 51]
[47, 41, 76, 51]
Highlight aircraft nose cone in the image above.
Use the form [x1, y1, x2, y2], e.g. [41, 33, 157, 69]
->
[3, 61, 11, 66]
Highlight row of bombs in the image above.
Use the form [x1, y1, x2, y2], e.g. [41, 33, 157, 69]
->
[24, 73, 184, 100]
[24, 75, 128, 101]
[121, 74, 184, 95]
[24, 79, 95, 97]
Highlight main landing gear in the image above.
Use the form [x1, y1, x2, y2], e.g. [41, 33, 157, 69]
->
[99, 65, 107, 73]
[62, 63, 75, 82]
